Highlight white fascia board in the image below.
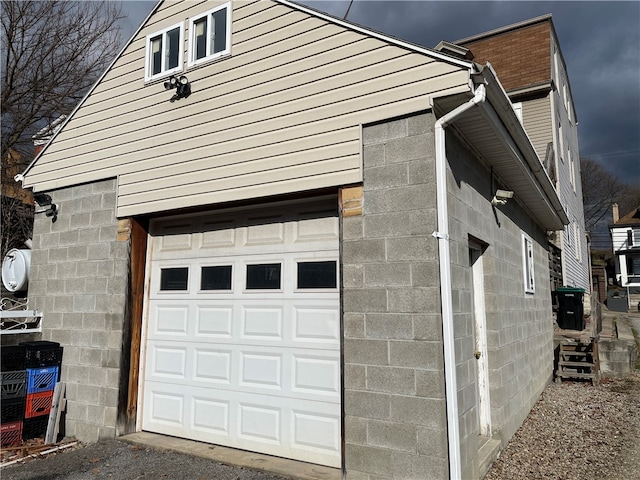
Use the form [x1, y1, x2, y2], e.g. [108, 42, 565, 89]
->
[275, 0, 475, 70]
[19, 0, 165, 187]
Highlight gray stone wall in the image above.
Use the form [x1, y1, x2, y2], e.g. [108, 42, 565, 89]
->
[445, 131, 554, 478]
[28, 179, 128, 442]
[343, 112, 448, 479]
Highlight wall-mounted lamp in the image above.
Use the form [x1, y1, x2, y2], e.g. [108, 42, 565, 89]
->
[33, 193, 58, 222]
[491, 189, 514, 206]
[164, 75, 191, 102]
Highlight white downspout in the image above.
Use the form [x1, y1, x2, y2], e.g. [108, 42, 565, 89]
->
[433, 83, 486, 480]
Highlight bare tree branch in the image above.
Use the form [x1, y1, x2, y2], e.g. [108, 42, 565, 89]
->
[1, 0, 124, 163]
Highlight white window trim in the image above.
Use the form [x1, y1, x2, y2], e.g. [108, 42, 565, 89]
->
[188, 3, 232, 68]
[512, 102, 523, 125]
[145, 22, 184, 82]
[522, 233, 535, 294]
[574, 222, 582, 262]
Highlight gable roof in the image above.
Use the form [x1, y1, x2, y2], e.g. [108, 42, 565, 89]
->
[612, 207, 640, 227]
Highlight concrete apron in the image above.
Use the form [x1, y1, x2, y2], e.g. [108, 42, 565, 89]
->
[119, 432, 341, 480]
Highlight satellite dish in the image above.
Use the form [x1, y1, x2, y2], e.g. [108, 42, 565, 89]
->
[2, 249, 31, 293]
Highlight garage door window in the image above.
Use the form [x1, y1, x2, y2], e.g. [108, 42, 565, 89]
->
[160, 267, 189, 291]
[246, 263, 281, 290]
[201, 265, 232, 290]
[297, 261, 337, 289]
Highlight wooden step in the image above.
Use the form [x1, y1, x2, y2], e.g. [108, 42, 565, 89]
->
[558, 361, 596, 368]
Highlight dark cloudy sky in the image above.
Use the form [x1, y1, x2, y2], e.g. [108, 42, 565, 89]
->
[120, 0, 640, 185]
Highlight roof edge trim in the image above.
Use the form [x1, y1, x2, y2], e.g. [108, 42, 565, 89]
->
[274, 0, 475, 69]
[455, 13, 553, 44]
[19, 0, 165, 186]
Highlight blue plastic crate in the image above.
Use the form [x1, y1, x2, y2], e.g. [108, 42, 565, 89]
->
[26, 366, 59, 394]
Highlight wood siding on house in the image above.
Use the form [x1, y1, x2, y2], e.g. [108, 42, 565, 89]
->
[23, 0, 470, 217]
[521, 96, 552, 163]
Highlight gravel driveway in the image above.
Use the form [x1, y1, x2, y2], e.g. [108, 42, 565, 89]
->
[486, 373, 640, 480]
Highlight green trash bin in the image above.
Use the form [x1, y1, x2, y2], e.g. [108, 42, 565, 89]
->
[555, 287, 585, 330]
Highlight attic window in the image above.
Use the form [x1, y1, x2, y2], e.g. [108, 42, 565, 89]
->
[188, 3, 231, 66]
[145, 22, 184, 82]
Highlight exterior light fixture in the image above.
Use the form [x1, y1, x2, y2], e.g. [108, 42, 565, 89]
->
[33, 192, 58, 222]
[164, 75, 191, 102]
[491, 189, 514, 206]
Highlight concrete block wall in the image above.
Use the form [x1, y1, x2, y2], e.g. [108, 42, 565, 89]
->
[342, 112, 448, 479]
[445, 131, 554, 477]
[28, 178, 128, 442]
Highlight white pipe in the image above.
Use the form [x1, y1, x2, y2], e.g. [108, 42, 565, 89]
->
[433, 83, 486, 480]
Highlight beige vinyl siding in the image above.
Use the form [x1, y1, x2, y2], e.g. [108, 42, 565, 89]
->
[521, 95, 553, 162]
[24, 0, 470, 217]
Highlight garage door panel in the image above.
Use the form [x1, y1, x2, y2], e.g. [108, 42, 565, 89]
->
[143, 201, 340, 467]
[293, 305, 340, 343]
[148, 345, 188, 379]
[196, 305, 234, 337]
[193, 348, 232, 384]
[240, 352, 283, 390]
[154, 305, 189, 336]
[241, 306, 284, 340]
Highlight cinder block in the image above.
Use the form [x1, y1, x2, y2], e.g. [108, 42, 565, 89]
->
[364, 263, 411, 287]
[415, 369, 445, 398]
[90, 209, 115, 226]
[410, 262, 440, 288]
[364, 212, 431, 238]
[68, 245, 89, 261]
[345, 444, 393, 477]
[391, 450, 448, 480]
[416, 426, 448, 457]
[363, 118, 407, 145]
[384, 134, 431, 164]
[407, 113, 433, 136]
[343, 215, 364, 240]
[343, 313, 365, 339]
[344, 338, 389, 366]
[390, 396, 445, 428]
[345, 364, 366, 390]
[343, 265, 364, 288]
[343, 289, 387, 313]
[77, 227, 101, 244]
[390, 340, 442, 369]
[88, 242, 110, 260]
[344, 415, 367, 444]
[49, 247, 69, 263]
[367, 420, 417, 452]
[73, 294, 96, 312]
[364, 185, 434, 214]
[343, 239, 386, 263]
[366, 366, 415, 395]
[88, 366, 108, 387]
[363, 143, 386, 167]
[387, 287, 437, 313]
[345, 391, 390, 420]
[365, 313, 414, 340]
[364, 164, 408, 191]
[386, 236, 436, 262]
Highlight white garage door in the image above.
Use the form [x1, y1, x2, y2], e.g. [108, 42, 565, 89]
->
[141, 199, 341, 468]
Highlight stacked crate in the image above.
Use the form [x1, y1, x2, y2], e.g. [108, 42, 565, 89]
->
[0, 341, 63, 446]
[1, 345, 26, 447]
[22, 341, 63, 440]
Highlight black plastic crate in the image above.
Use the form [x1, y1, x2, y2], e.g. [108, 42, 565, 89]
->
[22, 416, 48, 441]
[1, 396, 25, 423]
[20, 341, 63, 368]
[1, 370, 27, 399]
[1, 345, 26, 372]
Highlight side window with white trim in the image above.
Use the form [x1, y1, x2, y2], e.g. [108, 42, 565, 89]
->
[522, 234, 535, 294]
[189, 3, 231, 67]
[145, 22, 184, 81]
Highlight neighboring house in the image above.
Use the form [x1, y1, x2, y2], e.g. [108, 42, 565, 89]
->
[610, 204, 640, 300]
[449, 15, 590, 294]
[13, 1, 568, 478]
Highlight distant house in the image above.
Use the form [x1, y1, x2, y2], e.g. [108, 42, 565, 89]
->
[12, 1, 567, 478]
[450, 15, 590, 295]
[610, 204, 640, 302]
